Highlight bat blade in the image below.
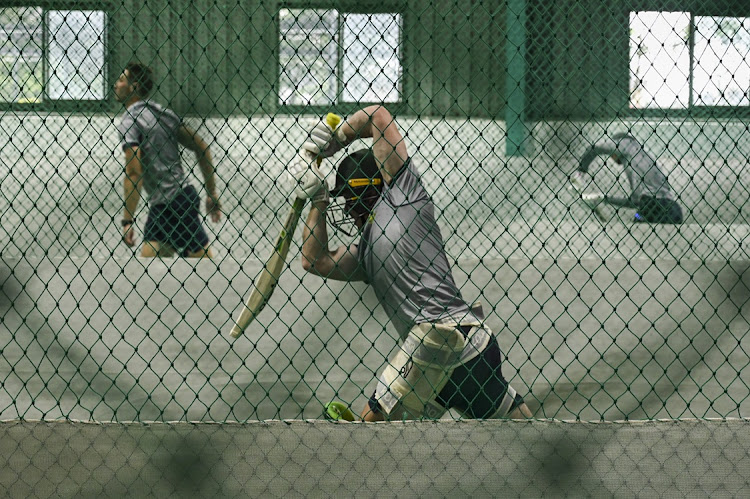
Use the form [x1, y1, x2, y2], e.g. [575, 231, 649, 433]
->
[569, 173, 607, 223]
[229, 197, 306, 338]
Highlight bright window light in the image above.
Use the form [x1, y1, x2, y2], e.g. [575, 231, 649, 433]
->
[693, 16, 750, 106]
[629, 11, 690, 109]
[278, 9, 402, 106]
[47, 10, 107, 100]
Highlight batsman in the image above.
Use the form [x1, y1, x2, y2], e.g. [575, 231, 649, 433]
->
[289, 105, 533, 421]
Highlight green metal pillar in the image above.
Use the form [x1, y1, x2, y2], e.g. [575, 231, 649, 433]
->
[505, 0, 527, 156]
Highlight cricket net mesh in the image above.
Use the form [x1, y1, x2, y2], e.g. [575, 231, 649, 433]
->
[1, 1, 750, 496]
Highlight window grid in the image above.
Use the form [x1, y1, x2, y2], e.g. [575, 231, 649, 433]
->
[629, 11, 750, 110]
[278, 8, 402, 107]
[0, 6, 107, 108]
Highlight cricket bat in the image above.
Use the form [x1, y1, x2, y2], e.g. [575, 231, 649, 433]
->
[569, 171, 607, 223]
[229, 113, 342, 338]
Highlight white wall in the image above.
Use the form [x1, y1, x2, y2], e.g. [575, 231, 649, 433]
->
[0, 113, 747, 260]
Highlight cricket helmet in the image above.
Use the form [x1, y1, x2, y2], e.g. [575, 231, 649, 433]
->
[329, 148, 383, 236]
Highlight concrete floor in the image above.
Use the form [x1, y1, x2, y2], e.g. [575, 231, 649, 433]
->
[1, 223, 748, 423]
[1, 418, 748, 498]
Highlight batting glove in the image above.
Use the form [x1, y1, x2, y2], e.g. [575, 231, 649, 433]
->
[288, 149, 329, 203]
[302, 118, 347, 159]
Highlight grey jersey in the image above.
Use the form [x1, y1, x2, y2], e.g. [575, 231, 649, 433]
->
[579, 133, 674, 205]
[358, 159, 481, 340]
[118, 100, 186, 206]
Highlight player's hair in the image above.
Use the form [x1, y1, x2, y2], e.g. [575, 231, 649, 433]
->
[330, 148, 383, 235]
[124, 62, 154, 97]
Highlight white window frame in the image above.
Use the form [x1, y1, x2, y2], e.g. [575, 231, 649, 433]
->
[278, 8, 402, 107]
[0, 6, 108, 106]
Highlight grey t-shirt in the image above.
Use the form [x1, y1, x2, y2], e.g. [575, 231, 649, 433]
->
[118, 100, 186, 206]
[579, 133, 675, 206]
[358, 159, 482, 341]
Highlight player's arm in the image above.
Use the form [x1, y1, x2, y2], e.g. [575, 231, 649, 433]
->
[288, 145, 364, 281]
[122, 146, 143, 246]
[336, 105, 408, 184]
[578, 137, 618, 174]
[600, 156, 639, 209]
[178, 125, 221, 222]
[300, 199, 365, 282]
[307, 105, 407, 184]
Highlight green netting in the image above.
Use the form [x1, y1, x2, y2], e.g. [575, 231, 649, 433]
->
[1, 1, 750, 495]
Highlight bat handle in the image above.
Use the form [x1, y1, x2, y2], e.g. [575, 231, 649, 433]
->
[325, 112, 342, 130]
[317, 113, 342, 166]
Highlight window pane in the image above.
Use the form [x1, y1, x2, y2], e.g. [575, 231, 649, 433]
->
[47, 10, 106, 100]
[629, 11, 690, 109]
[341, 13, 401, 103]
[278, 9, 338, 106]
[693, 16, 750, 106]
[0, 7, 43, 103]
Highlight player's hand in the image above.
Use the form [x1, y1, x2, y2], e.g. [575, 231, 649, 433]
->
[569, 170, 594, 191]
[302, 118, 346, 158]
[581, 192, 605, 208]
[122, 223, 136, 247]
[570, 171, 585, 184]
[206, 195, 222, 223]
[288, 149, 329, 203]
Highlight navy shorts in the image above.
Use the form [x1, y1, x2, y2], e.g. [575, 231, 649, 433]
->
[635, 197, 683, 224]
[144, 185, 209, 255]
[370, 330, 524, 419]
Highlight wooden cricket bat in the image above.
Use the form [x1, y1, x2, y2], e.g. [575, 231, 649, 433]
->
[229, 197, 306, 338]
[229, 113, 341, 338]
[569, 172, 607, 223]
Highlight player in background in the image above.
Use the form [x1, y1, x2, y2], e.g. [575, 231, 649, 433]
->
[574, 133, 683, 224]
[114, 62, 222, 258]
[288, 105, 533, 421]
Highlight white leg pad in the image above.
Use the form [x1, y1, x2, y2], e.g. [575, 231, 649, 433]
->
[375, 323, 467, 419]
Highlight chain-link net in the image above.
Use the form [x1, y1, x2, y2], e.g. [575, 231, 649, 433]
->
[1, 2, 750, 496]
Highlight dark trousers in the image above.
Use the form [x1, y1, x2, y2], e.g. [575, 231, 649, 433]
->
[636, 196, 683, 224]
[144, 185, 209, 254]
